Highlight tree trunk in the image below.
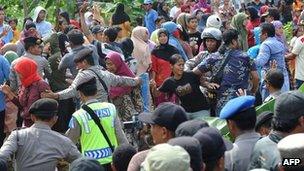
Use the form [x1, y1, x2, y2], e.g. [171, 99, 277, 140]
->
[22, 0, 29, 17]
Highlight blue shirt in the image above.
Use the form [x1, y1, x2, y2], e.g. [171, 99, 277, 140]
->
[144, 9, 158, 35]
[0, 56, 10, 111]
[0, 24, 13, 44]
[198, 50, 256, 115]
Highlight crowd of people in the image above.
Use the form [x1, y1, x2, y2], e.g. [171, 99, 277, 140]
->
[0, 0, 303, 170]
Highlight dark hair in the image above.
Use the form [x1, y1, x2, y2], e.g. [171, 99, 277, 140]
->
[35, 114, 56, 121]
[0, 6, 4, 11]
[59, 11, 71, 25]
[186, 14, 197, 24]
[268, 8, 280, 20]
[67, 29, 84, 45]
[155, 16, 165, 24]
[202, 39, 222, 52]
[22, 17, 33, 29]
[103, 27, 118, 42]
[229, 107, 257, 131]
[222, 29, 239, 45]
[120, 38, 134, 57]
[8, 18, 18, 25]
[58, 18, 68, 26]
[272, 117, 299, 133]
[169, 54, 184, 65]
[246, 6, 259, 21]
[112, 144, 137, 171]
[259, 118, 272, 130]
[24, 42, 37, 51]
[260, 23, 276, 37]
[157, 28, 168, 37]
[205, 157, 223, 171]
[265, 69, 284, 90]
[82, 54, 95, 66]
[78, 81, 97, 97]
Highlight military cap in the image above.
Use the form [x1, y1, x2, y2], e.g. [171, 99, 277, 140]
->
[29, 98, 58, 117]
[220, 96, 255, 119]
[74, 47, 93, 63]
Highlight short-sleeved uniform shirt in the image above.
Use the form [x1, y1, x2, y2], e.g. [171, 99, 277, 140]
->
[291, 35, 304, 81]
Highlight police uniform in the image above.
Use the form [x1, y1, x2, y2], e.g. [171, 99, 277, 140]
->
[66, 77, 128, 167]
[220, 96, 261, 171]
[0, 98, 81, 171]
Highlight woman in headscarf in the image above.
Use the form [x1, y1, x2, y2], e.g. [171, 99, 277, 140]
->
[161, 21, 188, 60]
[151, 28, 179, 106]
[111, 3, 131, 38]
[0, 58, 50, 127]
[246, 6, 260, 48]
[231, 13, 249, 51]
[131, 26, 154, 76]
[105, 52, 142, 121]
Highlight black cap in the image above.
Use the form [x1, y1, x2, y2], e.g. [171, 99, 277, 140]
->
[168, 136, 203, 171]
[274, 91, 304, 120]
[255, 111, 274, 131]
[193, 127, 233, 162]
[91, 25, 104, 34]
[76, 77, 97, 91]
[29, 98, 58, 117]
[70, 157, 104, 171]
[74, 48, 93, 63]
[175, 120, 209, 137]
[138, 102, 188, 132]
[24, 36, 43, 46]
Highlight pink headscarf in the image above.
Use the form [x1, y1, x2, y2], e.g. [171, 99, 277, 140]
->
[106, 51, 135, 99]
[194, 0, 211, 13]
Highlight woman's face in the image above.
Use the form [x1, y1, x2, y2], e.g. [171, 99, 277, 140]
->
[172, 58, 185, 76]
[162, 3, 170, 12]
[143, 30, 149, 42]
[158, 32, 168, 45]
[276, 27, 284, 36]
[60, 21, 68, 31]
[106, 59, 117, 73]
[205, 38, 218, 52]
[224, 0, 230, 5]
[243, 18, 249, 27]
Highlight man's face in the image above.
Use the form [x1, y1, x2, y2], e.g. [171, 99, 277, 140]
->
[150, 124, 168, 144]
[143, 4, 152, 11]
[260, 32, 267, 42]
[76, 61, 87, 70]
[29, 44, 42, 56]
[0, 10, 5, 23]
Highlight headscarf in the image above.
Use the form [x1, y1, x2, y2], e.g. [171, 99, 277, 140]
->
[14, 58, 41, 87]
[33, 6, 47, 23]
[161, 21, 188, 60]
[231, 13, 248, 51]
[131, 26, 151, 75]
[4, 51, 18, 64]
[176, 13, 190, 31]
[84, 12, 93, 27]
[44, 33, 60, 54]
[151, 28, 179, 61]
[111, 3, 131, 25]
[106, 51, 135, 99]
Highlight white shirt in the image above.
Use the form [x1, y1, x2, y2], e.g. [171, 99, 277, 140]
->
[169, 6, 180, 19]
[292, 36, 304, 81]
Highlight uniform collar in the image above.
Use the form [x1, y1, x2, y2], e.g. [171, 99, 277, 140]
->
[31, 122, 52, 130]
[235, 131, 261, 143]
[84, 98, 99, 105]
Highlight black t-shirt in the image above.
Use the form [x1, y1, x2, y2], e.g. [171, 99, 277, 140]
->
[188, 31, 202, 48]
[159, 71, 209, 112]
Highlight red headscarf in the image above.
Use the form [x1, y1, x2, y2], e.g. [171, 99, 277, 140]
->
[106, 51, 135, 99]
[14, 58, 42, 87]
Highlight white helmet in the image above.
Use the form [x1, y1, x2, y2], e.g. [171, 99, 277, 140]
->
[206, 15, 222, 30]
[201, 27, 222, 41]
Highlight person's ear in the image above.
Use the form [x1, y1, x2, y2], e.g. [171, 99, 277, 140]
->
[31, 114, 36, 122]
[217, 156, 225, 170]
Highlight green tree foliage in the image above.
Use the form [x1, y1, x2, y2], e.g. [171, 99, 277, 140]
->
[1, 0, 144, 28]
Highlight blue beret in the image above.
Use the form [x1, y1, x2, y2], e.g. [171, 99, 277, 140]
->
[220, 96, 256, 119]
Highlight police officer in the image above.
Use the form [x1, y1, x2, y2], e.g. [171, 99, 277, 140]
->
[0, 98, 81, 171]
[219, 96, 261, 171]
[66, 76, 127, 170]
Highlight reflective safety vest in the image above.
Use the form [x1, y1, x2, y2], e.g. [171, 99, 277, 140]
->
[73, 102, 118, 164]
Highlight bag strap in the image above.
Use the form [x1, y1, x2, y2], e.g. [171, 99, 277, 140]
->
[86, 69, 110, 102]
[211, 50, 231, 84]
[82, 104, 114, 152]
